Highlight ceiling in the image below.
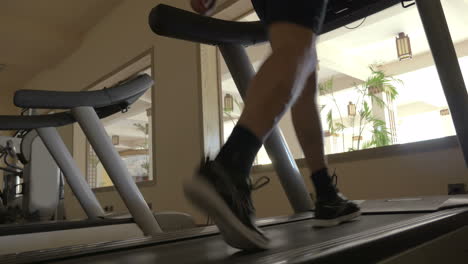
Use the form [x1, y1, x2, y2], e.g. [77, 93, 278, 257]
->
[0, 0, 123, 111]
[322, 0, 468, 71]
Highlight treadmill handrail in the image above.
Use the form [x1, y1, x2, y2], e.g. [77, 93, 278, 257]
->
[149, 4, 267, 46]
[149, 1, 402, 46]
[14, 74, 153, 110]
[0, 74, 153, 130]
[0, 104, 128, 130]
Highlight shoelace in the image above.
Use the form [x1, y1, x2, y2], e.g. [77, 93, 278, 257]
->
[251, 176, 270, 191]
[208, 160, 256, 211]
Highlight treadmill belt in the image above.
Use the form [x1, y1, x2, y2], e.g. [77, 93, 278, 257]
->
[52, 213, 421, 264]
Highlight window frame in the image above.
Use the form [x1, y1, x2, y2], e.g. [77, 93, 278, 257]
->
[77, 48, 156, 192]
[215, 8, 464, 171]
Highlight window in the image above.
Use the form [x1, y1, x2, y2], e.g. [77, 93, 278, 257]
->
[84, 54, 154, 189]
[220, 1, 467, 164]
[317, 61, 466, 154]
[317, 0, 468, 155]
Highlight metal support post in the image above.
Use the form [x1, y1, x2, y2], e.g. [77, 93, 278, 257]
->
[72, 106, 162, 235]
[416, 0, 468, 167]
[36, 127, 106, 219]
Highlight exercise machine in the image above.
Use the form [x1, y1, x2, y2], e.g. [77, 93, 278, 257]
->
[1, 0, 467, 263]
[0, 125, 64, 224]
[0, 74, 195, 255]
[0, 136, 23, 211]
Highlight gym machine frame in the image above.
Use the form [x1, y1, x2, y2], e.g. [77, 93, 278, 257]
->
[1, 0, 467, 262]
[0, 75, 162, 235]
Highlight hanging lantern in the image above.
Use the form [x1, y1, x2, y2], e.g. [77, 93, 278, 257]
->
[396, 32, 412, 61]
[112, 135, 120, 145]
[348, 102, 356, 117]
[324, 130, 339, 137]
[440, 109, 450, 116]
[224, 94, 234, 113]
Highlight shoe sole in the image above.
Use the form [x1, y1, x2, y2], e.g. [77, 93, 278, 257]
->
[184, 175, 271, 251]
[312, 210, 362, 227]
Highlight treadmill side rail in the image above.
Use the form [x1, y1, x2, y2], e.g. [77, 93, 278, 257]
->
[3, 208, 468, 264]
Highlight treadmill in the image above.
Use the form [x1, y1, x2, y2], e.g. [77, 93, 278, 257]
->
[0, 75, 195, 255]
[2, 0, 468, 263]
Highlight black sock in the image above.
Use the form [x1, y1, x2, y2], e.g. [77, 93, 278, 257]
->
[311, 168, 337, 200]
[215, 125, 262, 178]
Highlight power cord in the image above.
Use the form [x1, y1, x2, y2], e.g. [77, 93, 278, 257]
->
[344, 17, 367, 29]
[251, 176, 270, 191]
[0, 145, 23, 174]
[345, 0, 415, 30]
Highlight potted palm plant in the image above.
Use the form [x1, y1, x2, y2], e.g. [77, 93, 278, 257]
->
[319, 65, 402, 152]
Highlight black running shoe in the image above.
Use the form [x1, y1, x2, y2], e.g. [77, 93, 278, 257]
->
[184, 159, 271, 251]
[312, 172, 361, 227]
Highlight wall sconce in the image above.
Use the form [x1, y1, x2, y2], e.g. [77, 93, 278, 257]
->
[112, 135, 120, 146]
[396, 32, 412, 61]
[348, 102, 356, 117]
[440, 109, 450, 116]
[224, 94, 234, 113]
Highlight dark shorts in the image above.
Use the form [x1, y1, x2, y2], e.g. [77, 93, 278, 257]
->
[251, 0, 329, 33]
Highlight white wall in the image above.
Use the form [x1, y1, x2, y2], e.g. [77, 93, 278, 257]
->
[22, 0, 206, 222]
